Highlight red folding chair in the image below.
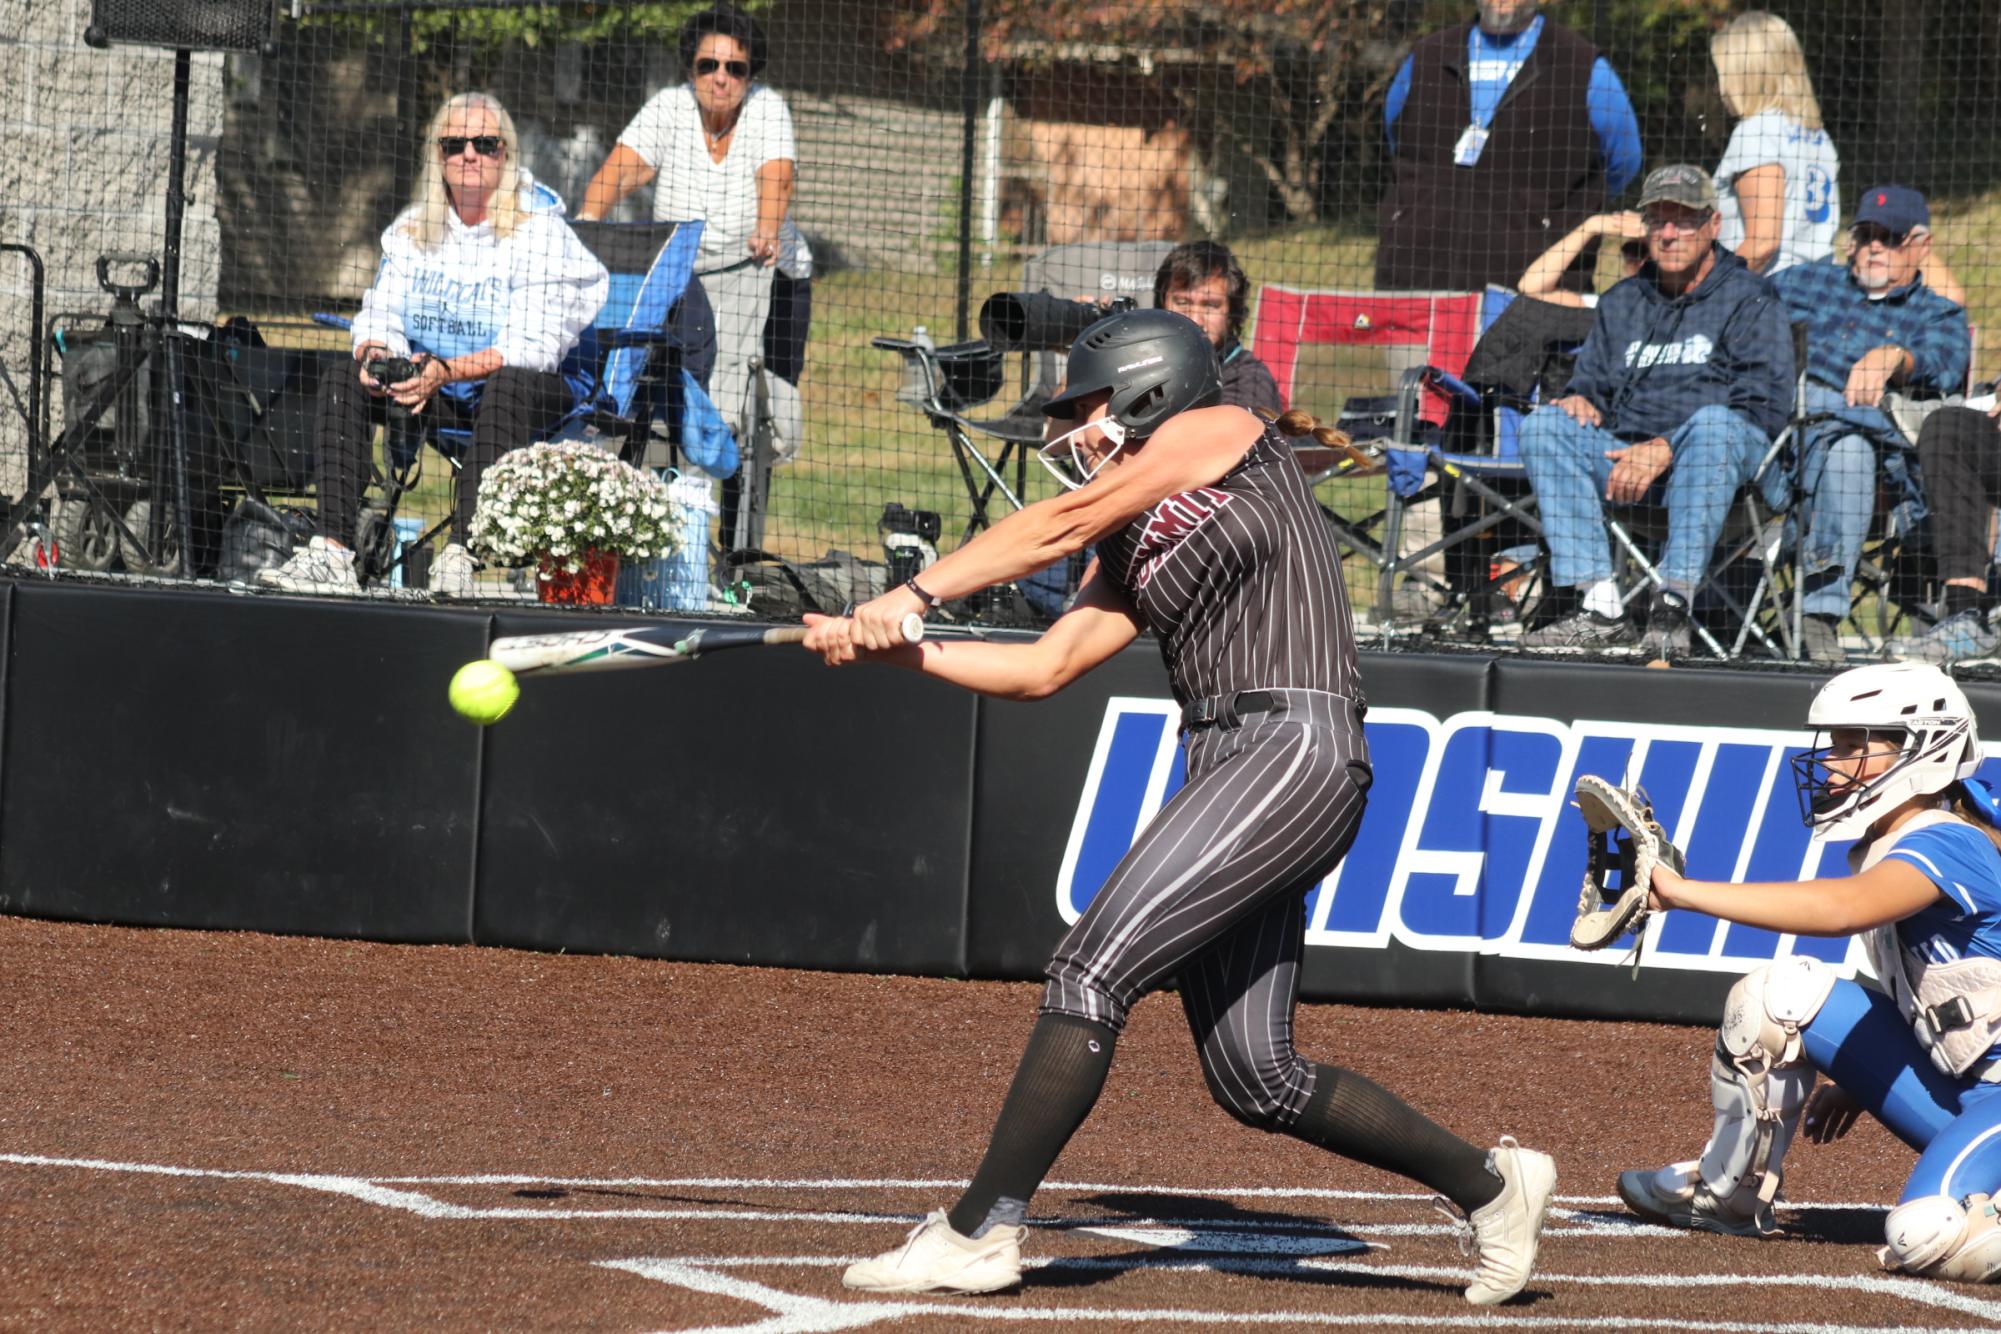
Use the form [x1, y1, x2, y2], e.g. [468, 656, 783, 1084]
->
[1249, 286, 1487, 624]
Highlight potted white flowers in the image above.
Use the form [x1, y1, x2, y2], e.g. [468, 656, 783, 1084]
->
[468, 441, 680, 604]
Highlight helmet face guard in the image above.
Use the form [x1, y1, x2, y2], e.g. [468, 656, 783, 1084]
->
[1036, 414, 1128, 491]
[1790, 727, 1922, 837]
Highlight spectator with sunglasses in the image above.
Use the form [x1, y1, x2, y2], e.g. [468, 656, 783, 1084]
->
[1517, 165, 1795, 659]
[258, 91, 608, 599]
[1769, 186, 1971, 662]
[578, 3, 809, 462]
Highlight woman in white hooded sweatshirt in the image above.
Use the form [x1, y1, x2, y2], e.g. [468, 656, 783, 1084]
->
[259, 91, 608, 598]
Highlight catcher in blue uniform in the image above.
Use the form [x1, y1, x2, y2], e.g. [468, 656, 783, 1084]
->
[1593, 662, 2001, 1282]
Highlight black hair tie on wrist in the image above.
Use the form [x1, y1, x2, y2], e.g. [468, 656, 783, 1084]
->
[905, 577, 942, 611]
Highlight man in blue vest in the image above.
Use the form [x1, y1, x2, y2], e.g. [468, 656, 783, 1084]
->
[1378, 0, 1641, 294]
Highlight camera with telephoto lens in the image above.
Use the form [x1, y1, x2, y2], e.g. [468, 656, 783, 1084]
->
[978, 292, 1137, 353]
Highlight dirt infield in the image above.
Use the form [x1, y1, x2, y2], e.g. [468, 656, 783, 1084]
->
[2, 913, 1996, 1332]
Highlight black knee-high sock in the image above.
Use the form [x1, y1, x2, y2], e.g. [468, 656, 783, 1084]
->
[946, 1012, 1117, 1237]
[1291, 1063, 1501, 1212]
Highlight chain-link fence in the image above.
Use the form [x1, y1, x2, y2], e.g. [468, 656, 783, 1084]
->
[5, 0, 2001, 645]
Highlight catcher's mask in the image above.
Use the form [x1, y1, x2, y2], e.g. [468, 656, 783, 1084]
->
[1790, 662, 1981, 842]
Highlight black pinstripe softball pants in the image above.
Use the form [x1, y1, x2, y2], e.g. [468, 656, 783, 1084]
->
[1041, 690, 1370, 1132]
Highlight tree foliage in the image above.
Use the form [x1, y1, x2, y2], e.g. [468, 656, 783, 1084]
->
[302, 1, 770, 67]
[883, 0, 1748, 226]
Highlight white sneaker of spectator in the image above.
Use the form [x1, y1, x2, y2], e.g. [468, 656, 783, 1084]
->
[255, 536, 361, 595]
[430, 542, 478, 599]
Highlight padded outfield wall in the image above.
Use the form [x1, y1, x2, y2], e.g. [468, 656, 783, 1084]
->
[3, 580, 1988, 1026]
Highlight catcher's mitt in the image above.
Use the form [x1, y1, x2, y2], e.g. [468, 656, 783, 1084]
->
[1571, 775, 1686, 953]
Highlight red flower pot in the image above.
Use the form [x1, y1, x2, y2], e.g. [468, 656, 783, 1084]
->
[536, 549, 621, 605]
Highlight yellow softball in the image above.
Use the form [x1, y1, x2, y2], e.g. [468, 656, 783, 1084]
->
[449, 659, 520, 725]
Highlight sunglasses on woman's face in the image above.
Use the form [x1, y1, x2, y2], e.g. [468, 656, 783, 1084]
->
[438, 135, 504, 159]
[694, 57, 750, 79]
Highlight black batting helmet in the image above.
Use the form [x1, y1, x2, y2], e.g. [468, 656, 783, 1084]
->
[1042, 308, 1222, 440]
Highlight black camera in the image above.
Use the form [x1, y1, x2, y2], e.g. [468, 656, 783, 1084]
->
[364, 355, 419, 390]
[978, 292, 1136, 353]
[879, 502, 942, 590]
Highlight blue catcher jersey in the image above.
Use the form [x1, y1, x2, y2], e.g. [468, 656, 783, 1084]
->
[1884, 820, 2001, 1070]
[1884, 821, 2001, 966]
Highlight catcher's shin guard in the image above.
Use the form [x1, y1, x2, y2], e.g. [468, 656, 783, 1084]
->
[1694, 958, 1835, 1223]
[1881, 1194, 2001, 1282]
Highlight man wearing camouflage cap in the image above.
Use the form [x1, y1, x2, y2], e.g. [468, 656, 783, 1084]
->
[1519, 164, 1795, 659]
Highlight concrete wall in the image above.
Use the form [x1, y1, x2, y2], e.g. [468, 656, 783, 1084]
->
[0, 0, 225, 500]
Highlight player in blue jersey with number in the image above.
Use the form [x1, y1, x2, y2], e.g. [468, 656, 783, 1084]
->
[1619, 661, 2001, 1283]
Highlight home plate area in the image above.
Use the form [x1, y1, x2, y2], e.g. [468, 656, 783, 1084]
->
[583, 1186, 2001, 1332]
[15, 1153, 2001, 1331]
[375, 1172, 2001, 1330]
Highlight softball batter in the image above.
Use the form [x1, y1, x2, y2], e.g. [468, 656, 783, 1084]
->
[804, 307, 1557, 1304]
[1622, 662, 2001, 1283]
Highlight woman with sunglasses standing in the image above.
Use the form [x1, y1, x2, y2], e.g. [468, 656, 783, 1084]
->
[258, 91, 608, 598]
[578, 3, 809, 470]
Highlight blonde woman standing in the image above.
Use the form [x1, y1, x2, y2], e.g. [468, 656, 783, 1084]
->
[1710, 11, 1839, 274]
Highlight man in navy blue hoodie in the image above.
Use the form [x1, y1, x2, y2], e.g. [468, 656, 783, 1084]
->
[1520, 164, 1795, 657]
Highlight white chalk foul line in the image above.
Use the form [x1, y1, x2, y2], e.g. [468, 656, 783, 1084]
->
[610, 1255, 2001, 1330]
[7, 1153, 1993, 1329]
[0, 1154, 1684, 1238]
[605, 1257, 1990, 1334]
[366, 1173, 1892, 1215]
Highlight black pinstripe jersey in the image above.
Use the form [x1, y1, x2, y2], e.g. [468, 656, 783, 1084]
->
[1096, 423, 1362, 709]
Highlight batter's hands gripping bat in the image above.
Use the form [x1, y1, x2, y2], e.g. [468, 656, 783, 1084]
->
[487, 612, 925, 679]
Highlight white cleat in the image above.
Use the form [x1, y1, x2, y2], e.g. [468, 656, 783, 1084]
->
[1458, 1135, 1557, 1306]
[842, 1209, 1026, 1295]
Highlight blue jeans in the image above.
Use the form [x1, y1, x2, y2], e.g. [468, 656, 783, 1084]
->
[1783, 383, 1921, 621]
[1518, 403, 1772, 591]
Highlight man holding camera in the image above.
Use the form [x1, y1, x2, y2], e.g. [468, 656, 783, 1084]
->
[1154, 241, 1282, 416]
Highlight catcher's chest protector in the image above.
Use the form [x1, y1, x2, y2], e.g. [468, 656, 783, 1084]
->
[1857, 811, 2001, 1079]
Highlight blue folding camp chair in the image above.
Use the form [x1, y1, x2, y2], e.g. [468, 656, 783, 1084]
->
[316, 217, 727, 589]
[1372, 288, 1584, 633]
